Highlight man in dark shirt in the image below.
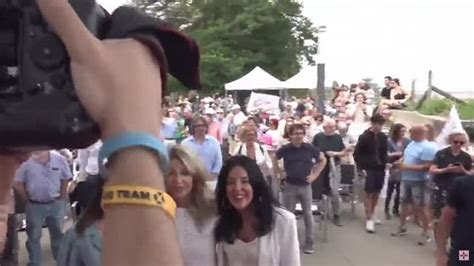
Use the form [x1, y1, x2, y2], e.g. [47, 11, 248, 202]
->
[380, 76, 393, 100]
[429, 132, 473, 245]
[276, 124, 326, 254]
[436, 174, 474, 266]
[312, 119, 348, 226]
[354, 114, 388, 233]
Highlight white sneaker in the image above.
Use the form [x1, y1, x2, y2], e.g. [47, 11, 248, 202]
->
[374, 217, 382, 225]
[366, 220, 375, 233]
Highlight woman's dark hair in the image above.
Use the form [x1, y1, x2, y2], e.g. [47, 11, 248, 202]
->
[390, 123, 406, 141]
[393, 78, 400, 86]
[214, 156, 276, 244]
[76, 177, 105, 236]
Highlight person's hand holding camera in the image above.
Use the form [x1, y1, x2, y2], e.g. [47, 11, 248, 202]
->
[37, 0, 162, 140]
[34, 1, 181, 265]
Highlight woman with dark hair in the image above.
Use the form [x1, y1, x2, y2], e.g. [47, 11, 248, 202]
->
[215, 156, 299, 266]
[384, 123, 411, 220]
[57, 176, 104, 266]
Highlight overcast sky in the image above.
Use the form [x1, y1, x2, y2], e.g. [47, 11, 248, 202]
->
[99, 0, 473, 92]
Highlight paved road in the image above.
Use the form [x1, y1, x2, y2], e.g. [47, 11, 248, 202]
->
[18, 203, 435, 266]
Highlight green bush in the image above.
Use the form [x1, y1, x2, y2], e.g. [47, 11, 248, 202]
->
[415, 99, 474, 120]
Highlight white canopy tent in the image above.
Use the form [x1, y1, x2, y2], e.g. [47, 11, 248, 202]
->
[224, 66, 285, 91]
[282, 67, 318, 89]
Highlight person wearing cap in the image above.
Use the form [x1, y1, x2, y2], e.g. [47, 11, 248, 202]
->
[429, 130, 473, 244]
[227, 105, 247, 154]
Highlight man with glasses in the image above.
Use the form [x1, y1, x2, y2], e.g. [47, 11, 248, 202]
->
[429, 131, 472, 244]
[275, 124, 326, 254]
[181, 116, 223, 180]
[392, 125, 437, 245]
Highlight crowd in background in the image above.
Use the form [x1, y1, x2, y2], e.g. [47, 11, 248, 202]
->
[1, 75, 473, 266]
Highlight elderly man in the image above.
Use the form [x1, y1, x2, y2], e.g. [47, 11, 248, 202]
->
[312, 119, 351, 226]
[14, 151, 72, 266]
[392, 125, 438, 245]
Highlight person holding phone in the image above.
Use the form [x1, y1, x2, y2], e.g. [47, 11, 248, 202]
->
[429, 131, 473, 244]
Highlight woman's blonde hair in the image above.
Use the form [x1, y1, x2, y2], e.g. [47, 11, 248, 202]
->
[238, 124, 258, 142]
[168, 146, 216, 230]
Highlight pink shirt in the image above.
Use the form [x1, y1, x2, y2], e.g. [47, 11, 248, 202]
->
[208, 122, 223, 144]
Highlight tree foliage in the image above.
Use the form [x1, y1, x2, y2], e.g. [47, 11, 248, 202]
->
[131, 0, 319, 92]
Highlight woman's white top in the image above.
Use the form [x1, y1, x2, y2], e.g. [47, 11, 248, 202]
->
[232, 142, 273, 176]
[221, 238, 259, 266]
[216, 208, 300, 266]
[176, 208, 217, 266]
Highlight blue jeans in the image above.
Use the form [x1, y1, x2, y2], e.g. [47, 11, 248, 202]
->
[25, 200, 65, 266]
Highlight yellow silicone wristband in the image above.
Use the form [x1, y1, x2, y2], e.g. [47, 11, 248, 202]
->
[102, 185, 177, 219]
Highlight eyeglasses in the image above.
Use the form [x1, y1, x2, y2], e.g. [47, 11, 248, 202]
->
[452, 140, 466, 145]
[194, 124, 207, 128]
[292, 132, 305, 136]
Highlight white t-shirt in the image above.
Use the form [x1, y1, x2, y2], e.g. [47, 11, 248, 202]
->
[221, 238, 259, 266]
[176, 208, 217, 266]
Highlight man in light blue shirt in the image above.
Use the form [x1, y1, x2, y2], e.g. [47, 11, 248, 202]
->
[14, 151, 72, 266]
[181, 116, 223, 179]
[392, 125, 437, 245]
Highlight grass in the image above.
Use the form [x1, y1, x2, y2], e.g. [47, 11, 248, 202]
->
[411, 99, 474, 120]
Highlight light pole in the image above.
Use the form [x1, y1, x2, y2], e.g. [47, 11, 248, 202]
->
[316, 25, 327, 113]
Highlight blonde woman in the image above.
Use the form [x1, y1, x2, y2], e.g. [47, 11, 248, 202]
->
[166, 146, 217, 266]
[232, 126, 274, 194]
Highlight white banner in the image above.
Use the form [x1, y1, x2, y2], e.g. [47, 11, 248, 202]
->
[246, 92, 280, 115]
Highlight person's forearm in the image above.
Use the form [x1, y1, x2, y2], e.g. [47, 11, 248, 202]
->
[311, 159, 326, 181]
[12, 183, 28, 205]
[103, 148, 182, 266]
[60, 181, 68, 200]
[401, 163, 430, 171]
[429, 166, 448, 175]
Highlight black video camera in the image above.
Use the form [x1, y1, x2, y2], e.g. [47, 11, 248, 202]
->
[0, 0, 200, 151]
[0, 0, 108, 150]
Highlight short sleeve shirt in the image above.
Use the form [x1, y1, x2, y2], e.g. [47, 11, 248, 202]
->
[276, 143, 321, 186]
[432, 147, 472, 188]
[401, 140, 438, 181]
[15, 152, 72, 202]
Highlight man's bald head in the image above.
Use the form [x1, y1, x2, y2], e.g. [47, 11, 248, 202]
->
[410, 125, 427, 141]
[323, 118, 337, 135]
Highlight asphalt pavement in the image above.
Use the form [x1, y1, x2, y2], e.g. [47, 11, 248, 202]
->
[18, 202, 435, 266]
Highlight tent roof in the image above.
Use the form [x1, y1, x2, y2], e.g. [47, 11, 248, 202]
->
[224, 66, 285, 91]
[283, 67, 318, 89]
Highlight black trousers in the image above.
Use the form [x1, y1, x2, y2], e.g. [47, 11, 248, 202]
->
[385, 180, 400, 214]
[0, 214, 19, 266]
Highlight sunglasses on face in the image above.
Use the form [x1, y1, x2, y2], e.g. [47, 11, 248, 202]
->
[194, 124, 207, 128]
[453, 140, 465, 145]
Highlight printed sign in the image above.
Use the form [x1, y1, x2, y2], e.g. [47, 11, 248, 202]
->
[246, 92, 280, 115]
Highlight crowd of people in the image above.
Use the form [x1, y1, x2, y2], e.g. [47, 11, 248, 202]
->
[0, 72, 472, 266]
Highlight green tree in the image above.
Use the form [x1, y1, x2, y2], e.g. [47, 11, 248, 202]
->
[131, 0, 319, 92]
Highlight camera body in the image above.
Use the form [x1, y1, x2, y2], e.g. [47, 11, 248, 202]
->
[0, 0, 109, 150]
